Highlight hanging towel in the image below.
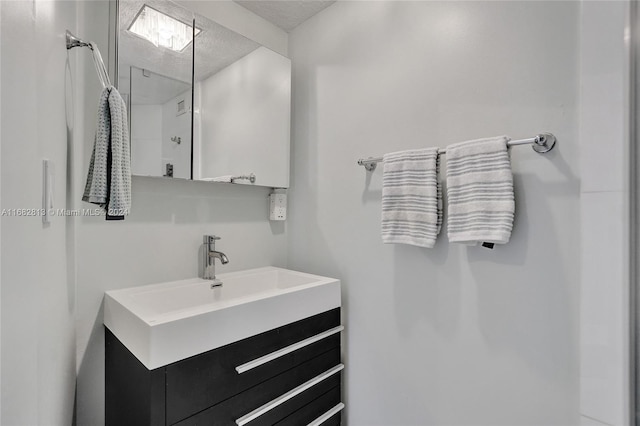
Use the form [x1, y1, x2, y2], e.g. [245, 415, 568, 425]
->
[382, 148, 442, 248]
[82, 86, 131, 220]
[445, 135, 514, 245]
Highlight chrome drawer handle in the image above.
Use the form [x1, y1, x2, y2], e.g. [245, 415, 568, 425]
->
[235, 364, 344, 426]
[235, 326, 344, 374]
[307, 403, 345, 426]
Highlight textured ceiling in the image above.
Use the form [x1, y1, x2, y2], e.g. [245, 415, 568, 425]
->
[119, 0, 262, 87]
[234, 0, 337, 32]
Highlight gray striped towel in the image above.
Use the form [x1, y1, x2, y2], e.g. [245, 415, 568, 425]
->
[382, 148, 442, 248]
[445, 136, 514, 245]
[82, 86, 131, 220]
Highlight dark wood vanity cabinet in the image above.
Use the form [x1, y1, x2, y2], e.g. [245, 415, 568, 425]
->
[106, 308, 343, 426]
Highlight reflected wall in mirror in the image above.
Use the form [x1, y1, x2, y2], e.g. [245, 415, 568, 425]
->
[192, 13, 291, 188]
[127, 67, 192, 179]
[117, 0, 291, 188]
[118, 0, 194, 179]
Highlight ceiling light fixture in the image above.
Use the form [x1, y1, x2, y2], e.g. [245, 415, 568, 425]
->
[128, 5, 201, 52]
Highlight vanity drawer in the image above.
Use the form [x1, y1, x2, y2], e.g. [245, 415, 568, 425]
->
[166, 308, 341, 425]
[172, 348, 341, 426]
[310, 412, 342, 426]
[274, 386, 342, 426]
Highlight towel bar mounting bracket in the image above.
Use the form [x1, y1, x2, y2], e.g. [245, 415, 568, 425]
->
[531, 133, 556, 153]
[66, 30, 92, 50]
[360, 158, 378, 172]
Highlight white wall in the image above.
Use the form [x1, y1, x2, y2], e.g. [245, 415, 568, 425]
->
[1, 1, 610, 425]
[288, 2, 581, 424]
[579, 2, 630, 425]
[73, 2, 289, 425]
[0, 0, 78, 424]
[131, 104, 162, 176]
[130, 92, 191, 179]
[198, 47, 291, 187]
[161, 90, 191, 179]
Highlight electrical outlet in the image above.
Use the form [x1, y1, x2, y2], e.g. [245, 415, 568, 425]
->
[269, 193, 287, 221]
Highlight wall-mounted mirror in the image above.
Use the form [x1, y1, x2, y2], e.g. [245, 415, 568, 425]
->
[117, 0, 291, 188]
[118, 0, 194, 179]
[192, 13, 291, 187]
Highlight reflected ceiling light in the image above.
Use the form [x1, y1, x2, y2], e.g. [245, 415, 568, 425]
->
[128, 5, 201, 52]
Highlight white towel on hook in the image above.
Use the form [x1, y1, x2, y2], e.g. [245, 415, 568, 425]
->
[82, 86, 131, 220]
[382, 148, 442, 248]
[445, 135, 514, 246]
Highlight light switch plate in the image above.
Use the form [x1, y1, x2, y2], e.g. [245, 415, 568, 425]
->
[42, 159, 54, 224]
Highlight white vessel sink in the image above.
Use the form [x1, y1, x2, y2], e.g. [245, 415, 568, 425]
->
[103, 267, 341, 369]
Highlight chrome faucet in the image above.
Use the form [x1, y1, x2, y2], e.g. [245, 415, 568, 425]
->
[202, 235, 229, 287]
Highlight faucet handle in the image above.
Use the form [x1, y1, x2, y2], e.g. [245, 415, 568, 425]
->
[203, 235, 221, 244]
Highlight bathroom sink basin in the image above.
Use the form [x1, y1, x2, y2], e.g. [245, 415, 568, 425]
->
[103, 267, 341, 369]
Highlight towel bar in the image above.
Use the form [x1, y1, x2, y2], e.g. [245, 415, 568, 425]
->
[357, 132, 556, 171]
[66, 30, 111, 89]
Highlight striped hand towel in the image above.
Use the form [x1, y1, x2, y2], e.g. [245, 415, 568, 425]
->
[382, 148, 442, 248]
[445, 136, 514, 245]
